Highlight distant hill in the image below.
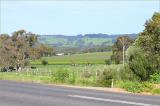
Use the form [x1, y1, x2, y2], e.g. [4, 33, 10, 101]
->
[38, 33, 137, 48]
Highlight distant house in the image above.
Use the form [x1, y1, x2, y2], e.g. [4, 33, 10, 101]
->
[56, 53, 64, 56]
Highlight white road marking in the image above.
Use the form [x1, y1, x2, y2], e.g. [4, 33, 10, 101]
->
[68, 95, 159, 106]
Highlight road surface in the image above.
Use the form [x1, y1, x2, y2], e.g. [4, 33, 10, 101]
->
[0, 80, 160, 106]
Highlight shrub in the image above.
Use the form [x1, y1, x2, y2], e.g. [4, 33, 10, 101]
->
[126, 46, 155, 81]
[67, 71, 76, 84]
[121, 81, 155, 93]
[41, 60, 48, 66]
[0, 67, 8, 72]
[54, 69, 69, 83]
[96, 65, 119, 87]
[105, 59, 111, 65]
[150, 72, 160, 84]
[120, 64, 139, 81]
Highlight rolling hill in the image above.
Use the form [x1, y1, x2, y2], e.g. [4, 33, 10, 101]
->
[38, 33, 137, 48]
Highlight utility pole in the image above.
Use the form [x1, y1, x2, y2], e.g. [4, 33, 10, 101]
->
[111, 79, 114, 88]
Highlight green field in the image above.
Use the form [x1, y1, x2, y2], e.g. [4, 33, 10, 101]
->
[83, 38, 112, 45]
[31, 52, 112, 65]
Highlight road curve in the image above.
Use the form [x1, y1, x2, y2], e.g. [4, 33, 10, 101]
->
[0, 80, 160, 106]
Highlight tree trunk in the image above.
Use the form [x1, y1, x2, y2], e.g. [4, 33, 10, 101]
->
[123, 45, 125, 66]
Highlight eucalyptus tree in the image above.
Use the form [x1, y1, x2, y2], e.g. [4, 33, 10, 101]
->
[111, 36, 134, 65]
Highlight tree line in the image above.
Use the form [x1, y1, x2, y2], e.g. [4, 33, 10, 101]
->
[0, 30, 53, 71]
[111, 12, 160, 81]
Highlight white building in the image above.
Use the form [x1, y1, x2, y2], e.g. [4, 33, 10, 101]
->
[56, 53, 64, 56]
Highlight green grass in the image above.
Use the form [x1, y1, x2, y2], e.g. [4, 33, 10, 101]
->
[0, 64, 120, 86]
[31, 52, 112, 65]
[120, 81, 144, 93]
[116, 81, 160, 94]
[1, 64, 159, 94]
[152, 88, 160, 94]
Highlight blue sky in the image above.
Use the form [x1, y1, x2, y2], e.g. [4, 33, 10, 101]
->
[0, 0, 159, 35]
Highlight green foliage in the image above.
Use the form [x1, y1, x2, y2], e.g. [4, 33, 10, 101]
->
[1, 64, 159, 94]
[135, 12, 160, 55]
[54, 69, 70, 83]
[130, 12, 160, 81]
[96, 65, 122, 87]
[111, 36, 134, 64]
[150, 72, 160, 84]
[67, 71, 76, 84]
[119, 64, 139, 81]
[41, 60, 48, 66]
[127, 46, 153, 81]
[0, 30, 38, 70]
[0, 64, 119, 87]
[141, 82, 154, 92]
[121, 81, 155, 93]
[121, 81, 144, 93]
[0, 30, 54, 71]
[104, 59, 112, 65]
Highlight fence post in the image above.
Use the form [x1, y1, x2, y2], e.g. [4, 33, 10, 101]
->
[111, 79, 114, 88]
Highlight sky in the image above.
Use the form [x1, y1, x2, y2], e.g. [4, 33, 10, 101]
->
[0, 0, 159, 35]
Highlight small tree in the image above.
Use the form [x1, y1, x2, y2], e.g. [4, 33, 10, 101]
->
[0, 30, 37, 71]
[41, 60, 48, 66]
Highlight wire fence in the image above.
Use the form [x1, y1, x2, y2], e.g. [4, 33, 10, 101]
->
[0, 65, 121, 87]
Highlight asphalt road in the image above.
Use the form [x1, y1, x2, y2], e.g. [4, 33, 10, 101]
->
[0, 80, 160, 106]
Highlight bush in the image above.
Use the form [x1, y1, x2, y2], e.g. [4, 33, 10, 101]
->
[41, 60, 48, 66]
[105, 59, 111, 65]
[67, 71, 76, 84]
[0, 66, 16, 72]
[54, 69, 69, 83]
[120, 64, 139, 81]
[121, 81, 155, 93]
[126, 46, 155, 81]
[96, 65, 120, 87]
[0, 67, 8, 72]
[150, 72, 160, 84]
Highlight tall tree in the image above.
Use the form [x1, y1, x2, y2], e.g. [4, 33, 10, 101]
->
[127, 12, 160, 81]
[111, 36, 134, 64]
[134, 12, 160, 70]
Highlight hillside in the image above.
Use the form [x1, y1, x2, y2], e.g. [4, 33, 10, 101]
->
[38, 33, 137, 48]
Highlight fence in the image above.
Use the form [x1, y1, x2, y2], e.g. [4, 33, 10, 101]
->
[0, 65, 120, 87]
